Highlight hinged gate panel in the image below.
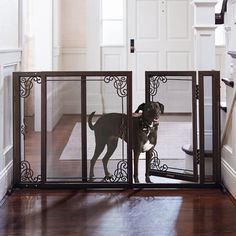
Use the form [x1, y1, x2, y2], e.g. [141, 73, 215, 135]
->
[145, 71, 221, 184]
[145, 71, 198, 182]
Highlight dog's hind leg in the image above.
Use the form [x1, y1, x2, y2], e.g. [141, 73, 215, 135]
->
[89, 140, 106, 180]
[102, 137, 118, 179]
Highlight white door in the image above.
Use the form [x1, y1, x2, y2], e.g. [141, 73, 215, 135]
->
[127, 0, 194, 112]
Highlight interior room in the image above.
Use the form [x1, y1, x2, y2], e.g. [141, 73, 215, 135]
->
[1, 0, 236, 235]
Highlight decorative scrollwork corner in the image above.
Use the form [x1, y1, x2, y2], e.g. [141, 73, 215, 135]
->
[21, 160, 41, 183]
[150, 149, 168, 172]
[104, 76, 127, 98]
[149, 76, 167, 97]
[20, 76, 41, 98]
[105, 160, 128, 182]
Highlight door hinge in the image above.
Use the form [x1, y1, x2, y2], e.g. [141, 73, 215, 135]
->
[196, 149, 200, 164]
[195, 85, 199, 100]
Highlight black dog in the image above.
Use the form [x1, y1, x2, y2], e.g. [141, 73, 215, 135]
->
[88, 102, 164, 183]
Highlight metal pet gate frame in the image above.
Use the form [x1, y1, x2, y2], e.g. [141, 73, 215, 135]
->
[13, 70, 221, 189]
[144, 71, 221, 188]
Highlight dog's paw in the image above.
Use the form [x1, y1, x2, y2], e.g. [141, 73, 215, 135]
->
[145, 174, 152, 183]
[145, 176, 152, 183]
[104, 174, 113, 180]
[89, 177, 96, 182]
[134, 177, 140, 183]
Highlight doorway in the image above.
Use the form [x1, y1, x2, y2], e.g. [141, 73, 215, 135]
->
[127, 0, 194, 109]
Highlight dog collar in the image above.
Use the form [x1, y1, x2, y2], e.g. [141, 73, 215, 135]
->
[139, 117, 158, 134]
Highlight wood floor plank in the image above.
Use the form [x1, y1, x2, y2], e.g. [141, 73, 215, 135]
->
[0, 189, 236, 236]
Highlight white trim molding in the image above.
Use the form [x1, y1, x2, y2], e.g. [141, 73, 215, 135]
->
[192, 0, 218, 6]
[0, 49, 21, 202]
[0, 48, 22, 53]
[0, 49, 22, 65]
[193, 25, 217, 30]
[61, 47, 87, 55]
[0, 161, 13, 202]
[222, 159, 236, 199]
[53, 47, 87, 55]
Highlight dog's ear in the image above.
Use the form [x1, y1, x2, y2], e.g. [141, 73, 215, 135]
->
[135, 103, 145, 113]
[157, 102, 164, 114]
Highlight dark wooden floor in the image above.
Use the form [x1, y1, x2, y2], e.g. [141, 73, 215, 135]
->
[1, 189, 236, 236]
[23, 114, 193, 183]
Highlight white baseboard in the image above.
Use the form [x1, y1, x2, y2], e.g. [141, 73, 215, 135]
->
[222, 159, 236, 200]
[0, 161, 13, 201]
[0, 48, 22, 64]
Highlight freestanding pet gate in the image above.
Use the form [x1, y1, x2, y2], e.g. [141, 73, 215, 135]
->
[13, 71, 133, 188]
[13, 70, 221, 188]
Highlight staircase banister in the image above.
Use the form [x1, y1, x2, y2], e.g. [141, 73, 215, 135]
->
[215, 0, 228, 24]
[221, 87, 236, 146]
[222, 78, 234, 88]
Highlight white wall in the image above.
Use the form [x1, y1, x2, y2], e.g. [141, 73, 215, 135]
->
[101, 46, 126, 113]
[23, 0, 88, 131]
[21, 0, 63, 131]
[61, 0, 86, 48]
[0, 0, 19, 49]
[0, 0, 21, 201]
[53, 0, 107, 115]
[58, 0, 87, 71]
[54, 0, 84, 69]
[29, 0, 54, 131]
[56, 0, 126, 114]
[221, 0, 236, 199]
[51, 0, 87, 116]
[52, 0, 126, 115]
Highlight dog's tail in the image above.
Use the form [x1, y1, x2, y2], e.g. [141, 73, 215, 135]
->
[88, 111, 96, 130]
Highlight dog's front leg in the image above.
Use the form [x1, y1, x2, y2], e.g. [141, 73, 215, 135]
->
[134, 149, 141, 183]
[145, 148, 153, 183]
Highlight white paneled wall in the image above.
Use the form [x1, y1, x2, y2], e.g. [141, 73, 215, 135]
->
[216, 45, 226, 101]
[61, 48, 87, 71]
[0, 50, 21, 200]
[0, 0, 20, 201]
[221, 0, 236, 199]
[102, 46, 126, 70]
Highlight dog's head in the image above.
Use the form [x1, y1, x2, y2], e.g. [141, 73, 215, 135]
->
[135, 102, 164, 125]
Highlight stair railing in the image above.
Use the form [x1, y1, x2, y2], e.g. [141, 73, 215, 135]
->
[215, 0, 228, 24]
[221, 87, 236, 146]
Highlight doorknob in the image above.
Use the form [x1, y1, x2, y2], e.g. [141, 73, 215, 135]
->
[130, 39, 135, 53]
